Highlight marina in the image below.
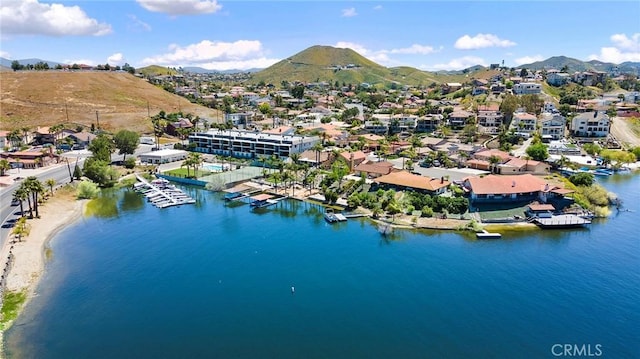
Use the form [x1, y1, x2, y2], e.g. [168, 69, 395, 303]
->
[133, 174, 196, 208]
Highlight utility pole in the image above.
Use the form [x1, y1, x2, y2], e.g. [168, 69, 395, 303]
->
[95, 111, 100, 130]
[147, 100, 150, 117]
[65, 101, 70, 122]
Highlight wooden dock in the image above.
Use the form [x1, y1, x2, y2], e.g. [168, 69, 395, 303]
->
[533, 214, 591, 228]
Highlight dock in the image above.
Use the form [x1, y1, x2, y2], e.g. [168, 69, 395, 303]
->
[134, 174, 196, 209]
[533, 214, 591, 228]
[476, 230, 502, 239]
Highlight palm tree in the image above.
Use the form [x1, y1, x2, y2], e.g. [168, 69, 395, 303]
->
[21, 127, 31, 145]
[311, 142, 323, 168]
[0, 159, 10, 176]
[12, 186, 29, 217]
[11, 217, 31, 242]
[488, 155, 501, 174]
[45, 178, 56, 196]
[25, 176, 45, 218]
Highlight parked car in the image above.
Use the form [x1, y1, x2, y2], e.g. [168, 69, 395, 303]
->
[11, 198, 20, 206]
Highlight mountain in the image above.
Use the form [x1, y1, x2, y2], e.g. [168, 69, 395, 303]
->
[519, 56, 640, 75]
[136, 65, 179, 77]
[250, 45, 458, 86]
[182, 66, 263, 74]
[0, 71, 218, 131]
[0, 57, 64, 68]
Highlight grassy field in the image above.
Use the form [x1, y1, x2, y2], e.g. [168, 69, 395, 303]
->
[0, 71, 220, 132]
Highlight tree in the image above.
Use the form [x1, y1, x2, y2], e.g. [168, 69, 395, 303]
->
[88, 134, 115, 162]
[113, 130, 140, 160]
[12, 217, 31, 242]
[0, 159, 9, 176]
[45, 178, 56, 196]
[258, 102, 272, 116]
[291, 85, 305, 100]
[526, 142, 549, 161]
[11, 60, 23, 71]
[12, 186, 29, 218]
[83, 158, 117, 187]
[488, 155, 501, 174]
[569, 172, 594, 186]
[24, 176, 45, 218]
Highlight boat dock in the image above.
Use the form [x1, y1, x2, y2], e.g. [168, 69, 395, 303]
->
[533, 214, 591, 228]
[249, 193, 288, 208]
[476, 230, 502, 239]
[325, 212, 348, 223]
[134, 174, 196, 209]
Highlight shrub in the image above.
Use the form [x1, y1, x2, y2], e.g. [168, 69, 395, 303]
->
[77, 180, 99, 199]
[124, 157, 136, 169]
[569, 172, 594, 187]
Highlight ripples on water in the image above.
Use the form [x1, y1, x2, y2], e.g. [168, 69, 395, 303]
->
[5, 175, 640, 358]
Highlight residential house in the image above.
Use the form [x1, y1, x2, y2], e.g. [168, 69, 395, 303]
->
[33, 126, 55, 145]
[512, 82, 542, 95]
[298, 149, 333, 169]
[166, 118, 194, 137]
[570, 111, 610, 137]
[373, 170, 450, 195]
[68, 131, 97, 149]
[448, 110, 474, 129]
[339, 150, 368, 170]
[490, 83, 506, 94]
[477, 107, 504, 134]
[415, 115, 443, 133]
[498, 157, 550, 175]
[353, 161, 394, 178]
[442, 83, 463, 95]
[390, 114, 418, 133]
[463, 174, 547, 203]
[510, 112, 537, 137]
[540, 112, 566, 141]
[225, 112, 254, 127]
[546, 71, 571, 86]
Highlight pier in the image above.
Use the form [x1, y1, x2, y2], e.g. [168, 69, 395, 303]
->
[134, 174, 196, 209]
[533, 214, 591, 228]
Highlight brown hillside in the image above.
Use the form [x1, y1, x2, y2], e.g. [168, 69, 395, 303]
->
[0, 72, 220, 132]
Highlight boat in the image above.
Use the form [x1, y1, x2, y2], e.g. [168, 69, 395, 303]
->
[593, 168, 613, 176]
[324, 209, 347, 223]
[476, 230, 502, 239]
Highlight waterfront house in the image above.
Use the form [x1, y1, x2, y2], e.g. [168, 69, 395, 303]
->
[0, 149, 57, 169]
[353, 161, 395, 178]
[373, 170, 450, 195]
[189, 129, 319, 159]
[340, 150, 368, 170]
[463, 174, 547, 203]
[570, 111, 610, 137]
[540, 112, 566, 141]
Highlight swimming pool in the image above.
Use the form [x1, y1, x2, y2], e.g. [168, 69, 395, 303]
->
[202, 164, 225, 172]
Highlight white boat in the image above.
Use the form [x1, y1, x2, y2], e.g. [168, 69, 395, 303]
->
[476, 230, 502, 239]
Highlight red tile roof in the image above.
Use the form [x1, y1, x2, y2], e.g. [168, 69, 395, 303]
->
[374, 170, 450, 192]
[354, 161, 394, 175]
[466, 174, 547, 195]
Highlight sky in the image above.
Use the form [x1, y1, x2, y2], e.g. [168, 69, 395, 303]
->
[1, 0, 639, 71]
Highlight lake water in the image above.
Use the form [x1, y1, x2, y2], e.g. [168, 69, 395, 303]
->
[4, 175, 640, 358]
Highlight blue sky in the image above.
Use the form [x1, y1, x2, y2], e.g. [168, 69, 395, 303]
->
[1, 1, 639, 71]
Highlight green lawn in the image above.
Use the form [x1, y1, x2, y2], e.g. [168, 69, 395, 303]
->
[1, 290, 27, 330]
[163, 168, 210, 178]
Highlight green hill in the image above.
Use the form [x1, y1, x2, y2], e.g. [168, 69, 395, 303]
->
[250, 45, 460, 87]
[137, 65, 178, 77]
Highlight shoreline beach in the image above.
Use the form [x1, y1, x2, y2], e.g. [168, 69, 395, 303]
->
[0, 190, 86, 334]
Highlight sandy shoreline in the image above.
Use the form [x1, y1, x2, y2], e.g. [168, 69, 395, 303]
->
[0, 190, 86, 332]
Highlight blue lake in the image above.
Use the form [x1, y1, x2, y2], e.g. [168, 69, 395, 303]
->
[4, 175, 640, 358]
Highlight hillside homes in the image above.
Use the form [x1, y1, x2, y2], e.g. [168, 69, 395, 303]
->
[570, 111, 610, 137]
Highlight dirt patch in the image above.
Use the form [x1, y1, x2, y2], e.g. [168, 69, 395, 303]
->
[0, 72, 222, 132]
[610, 116, 640, 148]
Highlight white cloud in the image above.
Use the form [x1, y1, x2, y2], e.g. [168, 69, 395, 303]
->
[588, 33, 640, 63]
[514, 55, 544, 66]
[373, 5, 383, 10]
[136, 0, 221, 15]
[127, 14, 151, 32]
[0, 0, 111, 37]
[0, 51, 11, 59]
[107, 53, 126, 66]
[341, 7, 357, 17]
[423, 56, 487, 71]
[454, 33, 516, 50]
[142, 39, 280, 70]
[390, 44, 440, 55]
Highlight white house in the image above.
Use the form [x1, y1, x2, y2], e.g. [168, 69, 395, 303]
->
[540, 112, 566, 141]
[510, 112, 537, 137]
[513, 82, 542, 95]
[570, 111, 610, 137]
